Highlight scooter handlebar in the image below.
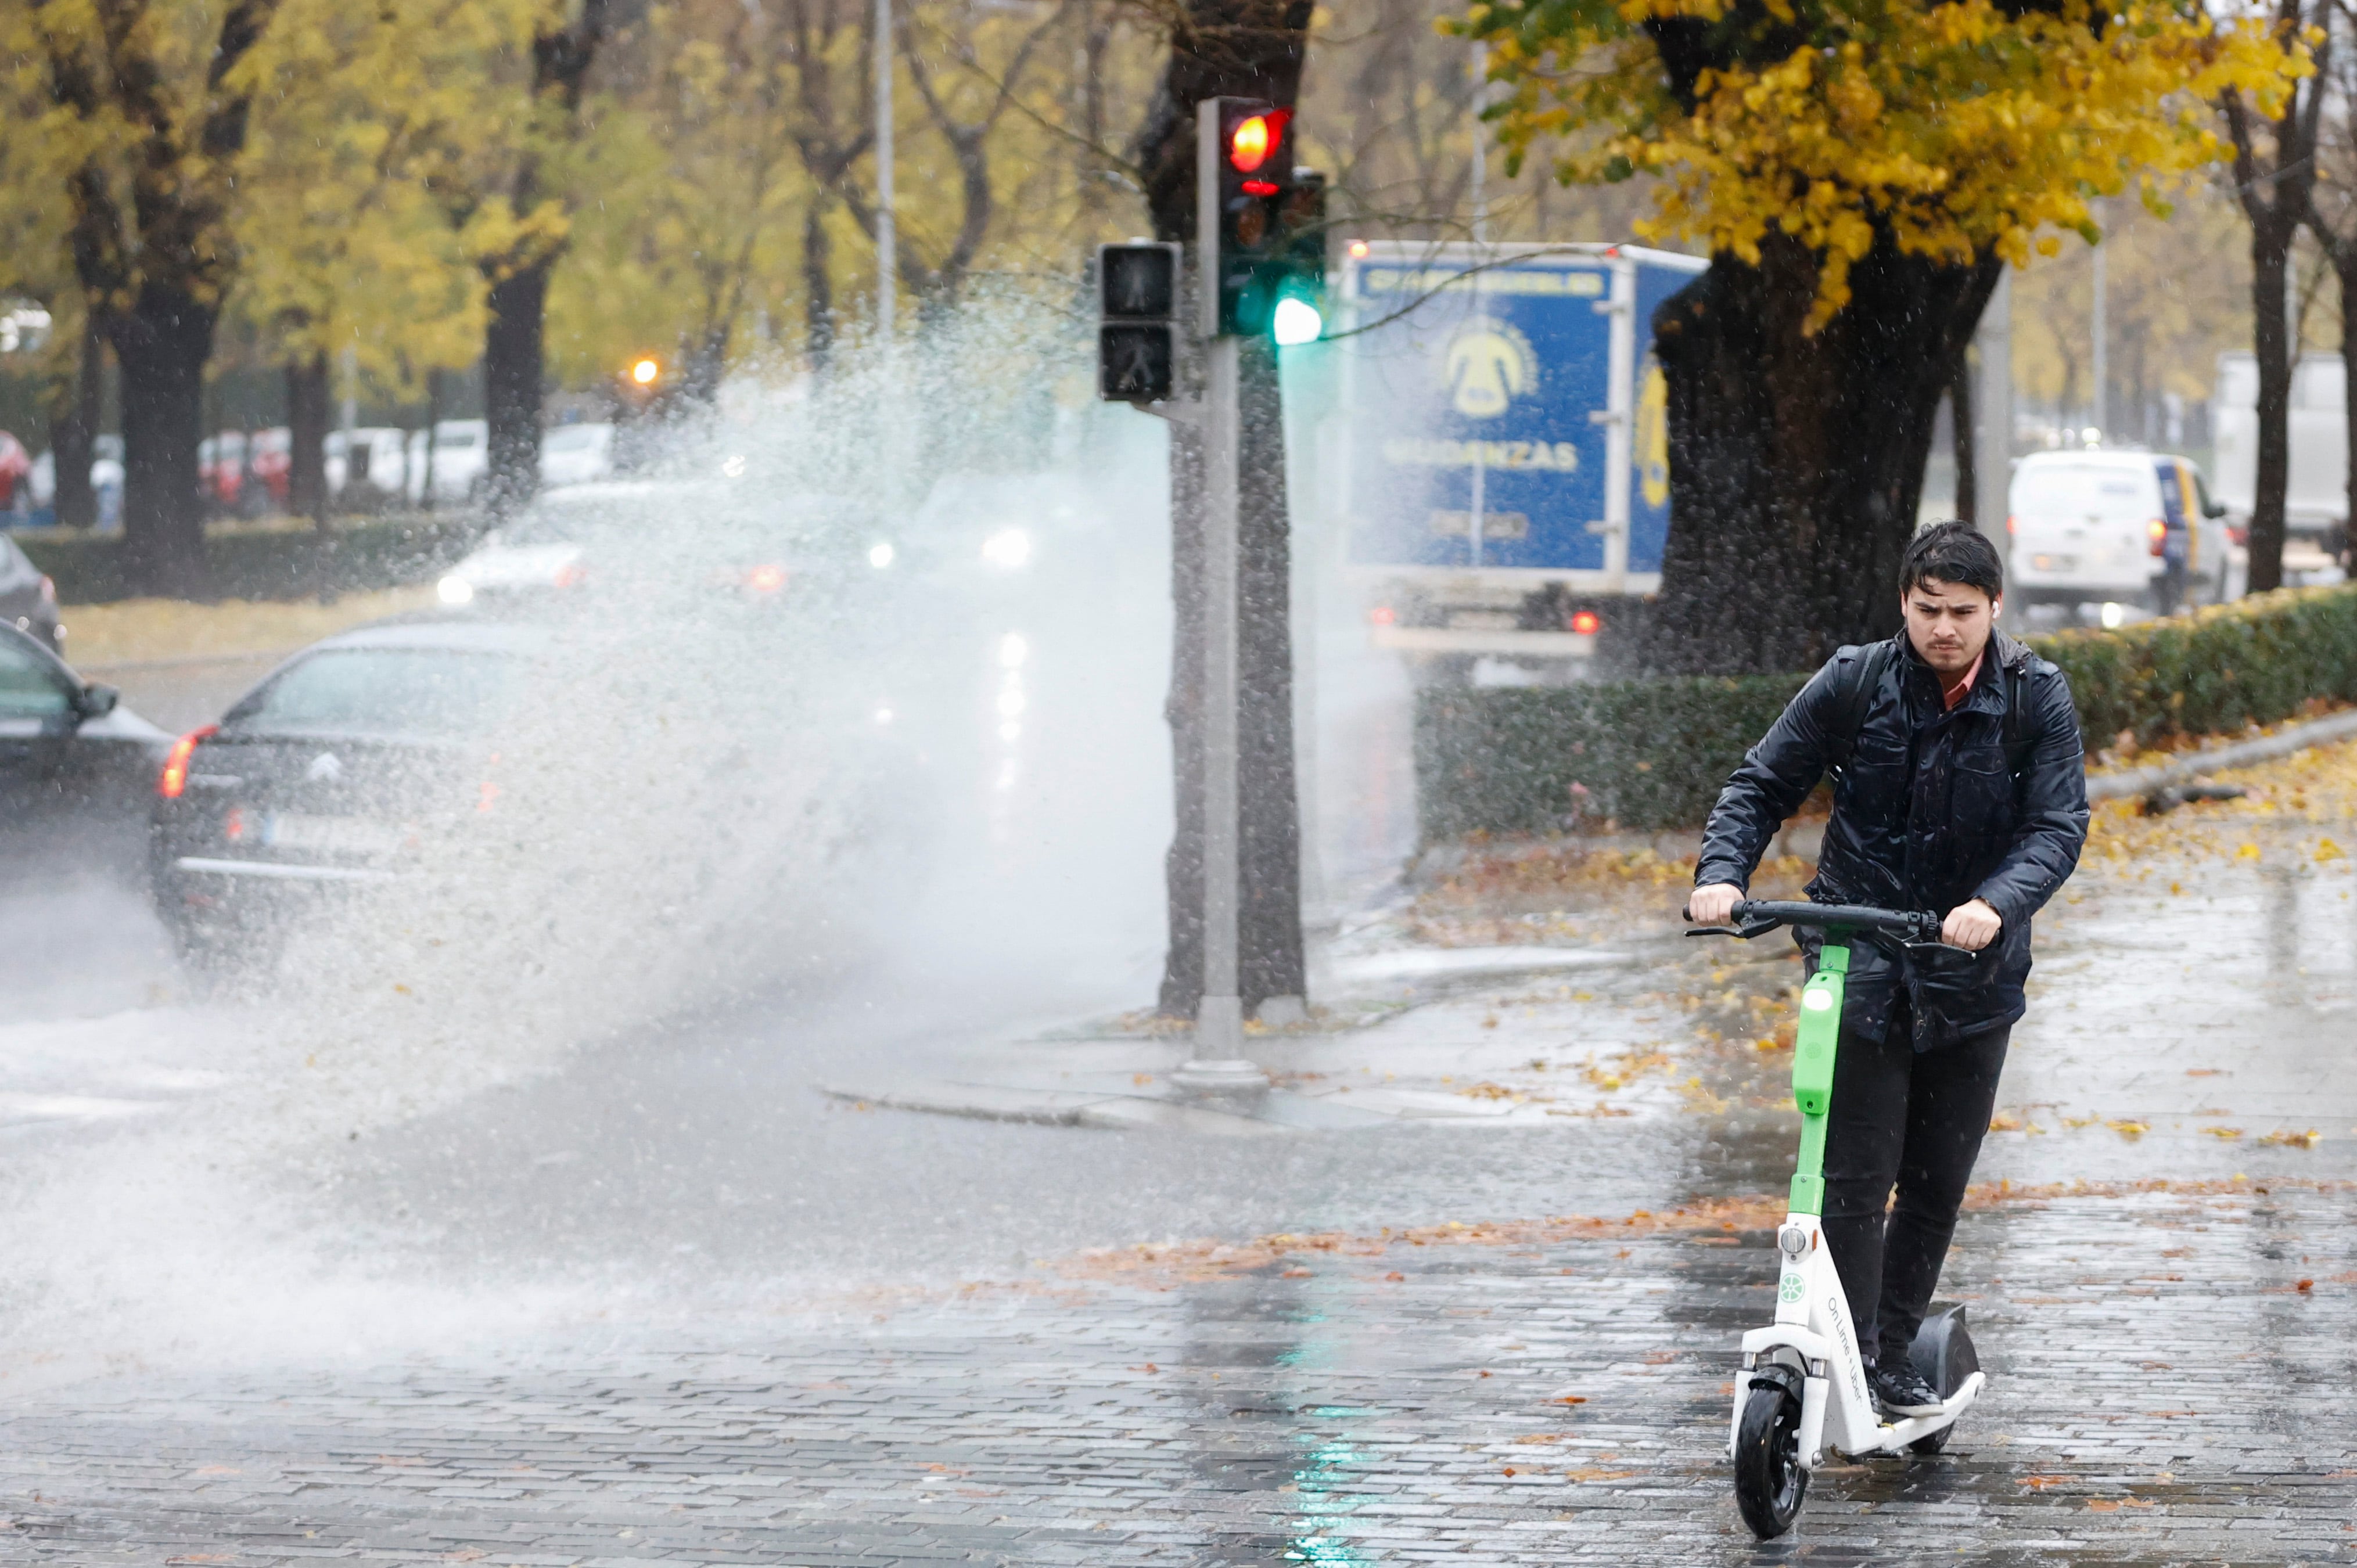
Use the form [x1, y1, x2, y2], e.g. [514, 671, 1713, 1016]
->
[1683, 898, 1943, 945]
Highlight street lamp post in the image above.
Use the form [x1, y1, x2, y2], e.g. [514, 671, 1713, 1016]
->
[875, 0, 895, 343]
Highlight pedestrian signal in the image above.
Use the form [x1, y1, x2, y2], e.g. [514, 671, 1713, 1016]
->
[1095, 240, 1181, 404]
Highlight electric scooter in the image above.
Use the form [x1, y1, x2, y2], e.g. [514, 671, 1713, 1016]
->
[1684, 898, 1986, 1540]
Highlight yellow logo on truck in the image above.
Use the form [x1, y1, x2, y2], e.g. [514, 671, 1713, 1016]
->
[1442, 317, 1539, 418]
[1636, 357, 1670, 508]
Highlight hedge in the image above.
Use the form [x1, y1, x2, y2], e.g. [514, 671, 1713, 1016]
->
[13, 513, 479, 605]
[1416, 582, 2357, 840]
[2033, 583, 2357, 747]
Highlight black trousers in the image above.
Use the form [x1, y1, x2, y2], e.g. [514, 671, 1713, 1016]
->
[1819, 1008, 2009, 1368]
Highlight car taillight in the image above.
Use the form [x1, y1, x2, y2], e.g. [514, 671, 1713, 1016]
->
[553, 562, 587, 589]
[745, 563, 788, 594]
[158, 725, 218, 799]
[1570, 609, 1602, 635]
[2006, 514, 2018, 536]
[1368, 605, 1396, 627]
[37, 574, 55, 604]
[2228, 523, 2247, 548]
[2148, 519, 2168, 557]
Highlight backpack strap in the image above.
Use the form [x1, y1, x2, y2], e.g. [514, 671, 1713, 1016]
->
[1822, 639, 1895, 776]
[1996, 634, 2040, 777]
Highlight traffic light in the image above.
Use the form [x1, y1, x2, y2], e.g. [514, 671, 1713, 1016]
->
[1270, 168, 1328, 346]
[1201, 98, 1295, 337]
[1096, 240, 1180, 403]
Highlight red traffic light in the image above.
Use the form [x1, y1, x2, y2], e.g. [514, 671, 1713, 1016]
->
[1227, 109, 1290, 175]
[1571, 610, 1602, 636]
[1228, 114, 1271, 171]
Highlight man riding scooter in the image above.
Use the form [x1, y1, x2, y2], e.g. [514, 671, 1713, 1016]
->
[1687, 521, 2089, 1418]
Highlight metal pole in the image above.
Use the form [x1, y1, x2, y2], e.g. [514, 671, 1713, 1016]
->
[2090, 217, 2106, 441]
[1468, 43, 1489, 246]
[1198, 332, 1245, 1060]
[1467, 44, 1489, 567]
[874, 0, 896, 343]
[1975, 269, 2014, 581]
[1172, 98, 1259, 1091]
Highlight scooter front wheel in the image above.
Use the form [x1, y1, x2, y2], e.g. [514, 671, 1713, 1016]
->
[1733, 1376, 1809, 1539]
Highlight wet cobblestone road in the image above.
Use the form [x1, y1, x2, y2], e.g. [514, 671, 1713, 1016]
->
[3, 1179, 2354, 1566]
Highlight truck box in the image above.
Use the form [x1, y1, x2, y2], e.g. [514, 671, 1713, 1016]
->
[2211, 351, 2349, 543]
[1336, 242, 1705, 663]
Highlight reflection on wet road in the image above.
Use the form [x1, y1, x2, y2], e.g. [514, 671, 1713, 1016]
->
[1, 1181, 2349, 1563]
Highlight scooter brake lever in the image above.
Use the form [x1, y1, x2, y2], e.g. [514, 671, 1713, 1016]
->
[1683, 926, 1741, 938]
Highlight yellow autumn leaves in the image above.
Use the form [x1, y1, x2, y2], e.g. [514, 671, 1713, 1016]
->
[1460, 0, 2311, 325]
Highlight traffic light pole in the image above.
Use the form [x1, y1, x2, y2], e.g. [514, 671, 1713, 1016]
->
[1195, 330, 1246, 1063]
[1170, 97, 1259, 1090]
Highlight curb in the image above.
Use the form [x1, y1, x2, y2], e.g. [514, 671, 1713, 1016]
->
[2085, 707, 2357, 802]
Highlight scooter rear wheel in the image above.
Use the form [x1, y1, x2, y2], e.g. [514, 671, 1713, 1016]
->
[1733, 1377, 1809, 1539]
[1906, 1305, 1979, 1457]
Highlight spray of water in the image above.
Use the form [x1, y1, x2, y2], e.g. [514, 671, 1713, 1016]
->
[0, 297, 1187, 1378]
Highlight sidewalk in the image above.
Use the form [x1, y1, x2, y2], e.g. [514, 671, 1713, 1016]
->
[827, 729, 2357, 1178]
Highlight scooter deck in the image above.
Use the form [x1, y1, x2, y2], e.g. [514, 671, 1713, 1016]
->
[1841, 1371, 1985, 1455]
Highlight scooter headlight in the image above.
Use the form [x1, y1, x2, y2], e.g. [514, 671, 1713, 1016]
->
[1777, 1224, 1810, 1257]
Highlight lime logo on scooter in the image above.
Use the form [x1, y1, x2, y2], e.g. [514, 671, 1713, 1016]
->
[1686, 898, 1985, 1542]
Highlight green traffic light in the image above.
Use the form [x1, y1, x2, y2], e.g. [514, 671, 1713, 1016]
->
[1272, 294, 1323, 347]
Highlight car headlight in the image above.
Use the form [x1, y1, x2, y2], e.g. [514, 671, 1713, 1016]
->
[437, 574, 476, 606]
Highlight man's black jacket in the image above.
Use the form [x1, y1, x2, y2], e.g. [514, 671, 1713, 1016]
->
[1695, 630, 2089, 1048]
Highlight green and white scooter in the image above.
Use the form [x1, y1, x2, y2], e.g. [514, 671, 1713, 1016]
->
[1685, 898, 1986, 1540]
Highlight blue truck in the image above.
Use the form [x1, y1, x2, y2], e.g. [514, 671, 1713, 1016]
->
[1336, 242, 1706, 670]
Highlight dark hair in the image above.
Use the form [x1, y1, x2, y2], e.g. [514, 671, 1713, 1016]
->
[1899, 519, 2003, 600]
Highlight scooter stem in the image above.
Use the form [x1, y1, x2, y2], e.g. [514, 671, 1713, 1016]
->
[1788, 943, 1847, 1214]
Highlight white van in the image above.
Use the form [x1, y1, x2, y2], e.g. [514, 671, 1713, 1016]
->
[2007, 450, 2230, 611]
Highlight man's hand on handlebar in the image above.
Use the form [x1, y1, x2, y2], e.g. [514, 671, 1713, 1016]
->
[1688, 883, 1743, 926]
[1942, 898, 2002, 951]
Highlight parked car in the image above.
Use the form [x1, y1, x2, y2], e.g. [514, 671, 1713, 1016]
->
[404, 419, 490, 505]
[197, 427, 293, 516]
[0, 621, 171, 881]
[325, 426, 416, 504]
[2007, 450, 2232, 613]
[0, 432, 30, 519]
[26, 437, 126, 529]
[539, 422, 615, 489]
[0, 535, 64, 654]
[148, 618, 543, 960]
[432, 481, 879, 612]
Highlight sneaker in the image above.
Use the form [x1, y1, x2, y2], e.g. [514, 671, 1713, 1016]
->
[1869, 1362, 1943, 1417]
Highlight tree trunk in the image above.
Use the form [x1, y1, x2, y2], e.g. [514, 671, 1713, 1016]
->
[2247, 228, 2293, 594]
[1640, 235, 2003, 675]
[2342, 256, 2357, 571]
[112, 284, 216, 595]
[484, 261, 551, 516]
[421, 368, 444, 516]
[804, 199, 837, 367]
[286, 351, 331, 529]
[47, 314, 103, 530]
[1135, 0, 1314, 1019]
